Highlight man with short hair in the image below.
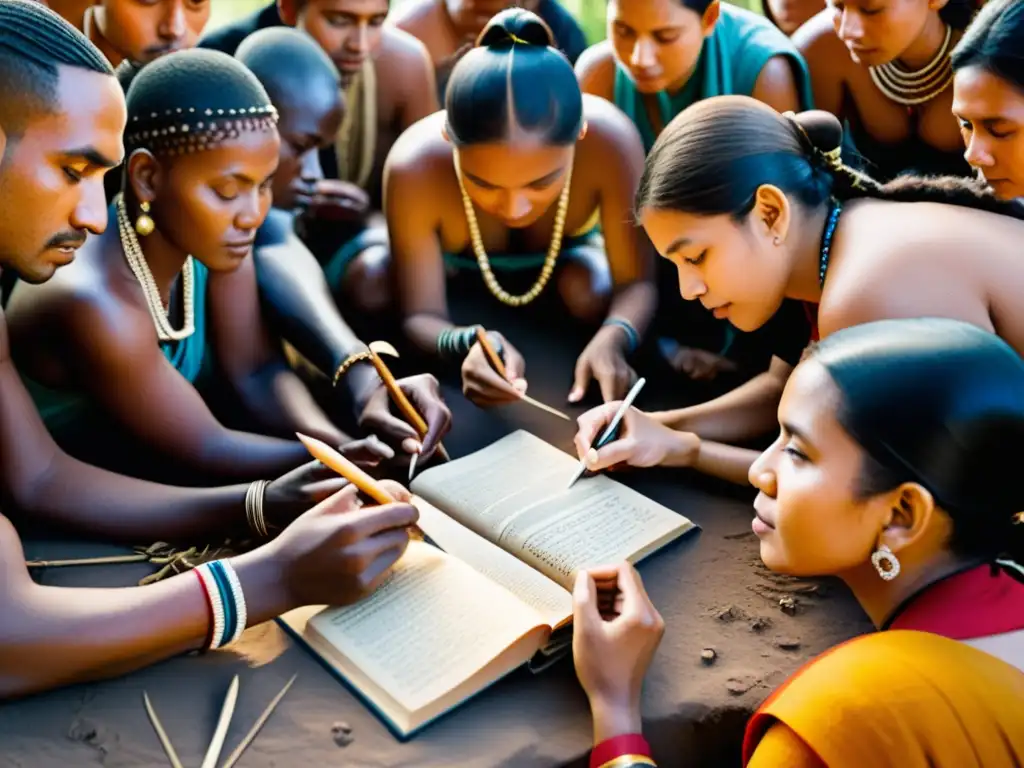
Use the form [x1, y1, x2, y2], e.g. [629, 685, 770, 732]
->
[56, 0, 211, 68]
[0, 0, 416, 698]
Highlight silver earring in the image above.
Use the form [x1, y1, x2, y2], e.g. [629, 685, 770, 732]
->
[871, 544, 901, 581]
[772, 235, 782, 246]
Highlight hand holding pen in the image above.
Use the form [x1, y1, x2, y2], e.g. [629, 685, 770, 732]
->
[461, 329, 530, 407]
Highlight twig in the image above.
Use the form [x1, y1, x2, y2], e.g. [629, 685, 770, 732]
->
[26, 553, 150, 568]
[201, 675, 239, 768]
[220, 674, 298, 768]
[143, 691, 185, 768]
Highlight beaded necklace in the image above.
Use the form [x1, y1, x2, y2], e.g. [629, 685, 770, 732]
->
[115, 195, 195, 342]
[868, 25, 953, 108]
[453, 149, 573, 307]
[819, 198, 843, 289]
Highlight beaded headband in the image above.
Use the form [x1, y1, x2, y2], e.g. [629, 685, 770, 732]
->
[125, 103, 279, 156]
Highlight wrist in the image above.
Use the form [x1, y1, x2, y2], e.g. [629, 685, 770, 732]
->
[664, 430, 700, 468]
[229, 546, 293, 624]
[591, 695, 643, 743]
[601, 318, 640, 355]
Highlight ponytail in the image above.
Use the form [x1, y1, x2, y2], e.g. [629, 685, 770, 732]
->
[637, 95, 1024, 222]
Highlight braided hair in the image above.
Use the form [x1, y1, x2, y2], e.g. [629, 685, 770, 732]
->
[0, 0, 113, 139]
[636, 95, 1024, 222]
[123, 48, 278, 158]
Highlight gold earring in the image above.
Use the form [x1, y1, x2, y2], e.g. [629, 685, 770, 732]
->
[135, 201, 155, 237]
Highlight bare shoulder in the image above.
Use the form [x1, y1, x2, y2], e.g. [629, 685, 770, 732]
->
[791, 10, 846, 64]
[386, 0, 435, 30]
[386, 111, 449, 171]
[379, 24, 433, 71]
[575, 41, 617, 101]
[579, 94, 644, 164]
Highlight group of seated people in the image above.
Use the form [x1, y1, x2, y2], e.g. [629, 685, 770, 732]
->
[1, 0, 1023, 765]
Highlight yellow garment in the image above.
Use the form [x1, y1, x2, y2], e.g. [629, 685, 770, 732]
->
[744, 630, 1024, 768]
[334, 58, 377, 189]
[571, 206, 601, 238]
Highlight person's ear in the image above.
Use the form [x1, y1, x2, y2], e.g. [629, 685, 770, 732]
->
[277, 0, 299, 27]
[753, 184, 791, 247]
[127, 149, 162, 206]
[878, 482, 938, 557]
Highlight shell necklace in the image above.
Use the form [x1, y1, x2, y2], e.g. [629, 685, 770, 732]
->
[115, 195, 195, 342]
[868, 24, 953, 107]
[453, 150, 573, 307]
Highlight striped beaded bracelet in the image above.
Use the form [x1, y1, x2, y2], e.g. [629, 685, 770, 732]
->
[602, 317, 640, 355]
[194, 560, 247, 651]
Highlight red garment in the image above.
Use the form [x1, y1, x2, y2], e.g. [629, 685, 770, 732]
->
[886, 564, 1024, 640]
[589, 733, 653, 768]
[803, 302, 819, 342]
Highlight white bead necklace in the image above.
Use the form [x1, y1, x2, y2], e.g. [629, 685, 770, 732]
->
[868, 24, 953, 108]
[115, 195, 195, 342]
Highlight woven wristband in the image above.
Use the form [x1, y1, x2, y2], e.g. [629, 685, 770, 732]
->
[195, 560, 247, 650]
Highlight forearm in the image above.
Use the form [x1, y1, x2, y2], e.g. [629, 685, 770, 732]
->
[0, 548, 287, 700]
[403, 312, 455, 359]
[654, 371, 784, 443]
[12, 453, 249, 543]
[605, 281, 656, 338]
[692, 440, 760, 486]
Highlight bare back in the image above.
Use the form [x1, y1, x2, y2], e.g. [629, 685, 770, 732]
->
[818, 200, 1024, 355]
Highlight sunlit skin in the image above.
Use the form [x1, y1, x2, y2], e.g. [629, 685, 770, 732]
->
[90, 0, 211, 66]
[953, 65, 1024, 201]
[443, 0, 540, 39]
[824, 0, 947, 69]
[454, 136, 576, 228]
[765, 0, 825, 35]
[282, 0, 389, 81]
[606, 0, 717, 96]
[0, 67, 126, 284]
[748, 358, 962, 627]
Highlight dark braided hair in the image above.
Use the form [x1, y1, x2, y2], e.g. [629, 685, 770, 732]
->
[808, 318, 1024, 566]
[123, 48, 278, 158]
[0, 0, 114, 140]
[636, 95, 1024, 222]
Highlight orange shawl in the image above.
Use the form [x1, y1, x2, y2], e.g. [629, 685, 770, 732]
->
[743, 630, 1024, 767]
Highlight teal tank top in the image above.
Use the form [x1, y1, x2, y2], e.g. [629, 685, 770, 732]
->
[613, 4, 814, 152]
[24, 259, 210, 438]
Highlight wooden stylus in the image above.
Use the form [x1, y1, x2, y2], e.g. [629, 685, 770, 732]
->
[366, 342, 451, 463]
[474, 328, 571, 421]
[297, 433, 397, 505]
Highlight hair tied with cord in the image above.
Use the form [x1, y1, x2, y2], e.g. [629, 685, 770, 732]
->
[508, 34, 530, 45]
[782, 110, 859, 186]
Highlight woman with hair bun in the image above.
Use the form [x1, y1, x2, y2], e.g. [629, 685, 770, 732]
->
[387, 8, 655, 406]
[571, 318, 1024, 768]
[574, 96, 1024, 486]
[951, 0, 1024, 201]
[6, 48, 402, 484]
[795, 0, 978, 181]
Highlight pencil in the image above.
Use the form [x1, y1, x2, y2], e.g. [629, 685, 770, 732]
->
[366, 342, 451, 463]
[475, 327, 571, 421]
[297, 433, 397, 505]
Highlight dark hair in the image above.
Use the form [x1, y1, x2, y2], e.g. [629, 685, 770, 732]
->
[951, 0, 1024, 92]
[809, 318, 1024, 564]
[235, 27, 339, 106]
[637, 96, 1024, 222]
[444, 8, 583, 147]
[940, 0, 979, 31]
[123, 48, 277, 157]
[0, 0, 114, 141]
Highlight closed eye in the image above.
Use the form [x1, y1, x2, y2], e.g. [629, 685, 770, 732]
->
[685, 249, 707, 266]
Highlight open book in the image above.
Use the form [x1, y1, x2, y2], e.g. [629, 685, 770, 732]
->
[279, 430, 696, 738]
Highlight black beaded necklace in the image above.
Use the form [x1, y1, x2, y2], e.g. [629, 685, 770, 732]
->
[819, 198, 843, 289]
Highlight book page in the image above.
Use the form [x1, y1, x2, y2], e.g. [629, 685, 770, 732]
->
[305, 541, 547, 716]
[414, 496, 573, 627]
[412, 431, 695, 590]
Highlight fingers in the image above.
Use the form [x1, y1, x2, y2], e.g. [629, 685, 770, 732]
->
[586, 437, 637, 472]
[378, 479, 412, 503]
[574, 402, 622, 459]
[401, 376, 452, 456]
[463, 348, 524, 405]
[572, 571, 602, 626]
[303, 477, 352, 503]
[357, 540, 411, 593]
[617, 563, 660, 626]
[568, 355, 592, 404]
[313, 484, 361, 515]
[332, 501, 419, 542]
[502, 341, 527, 390]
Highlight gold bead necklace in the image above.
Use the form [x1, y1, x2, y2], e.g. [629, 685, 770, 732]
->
[453, 149, 573, 307]
[115, 195, 196, 342]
